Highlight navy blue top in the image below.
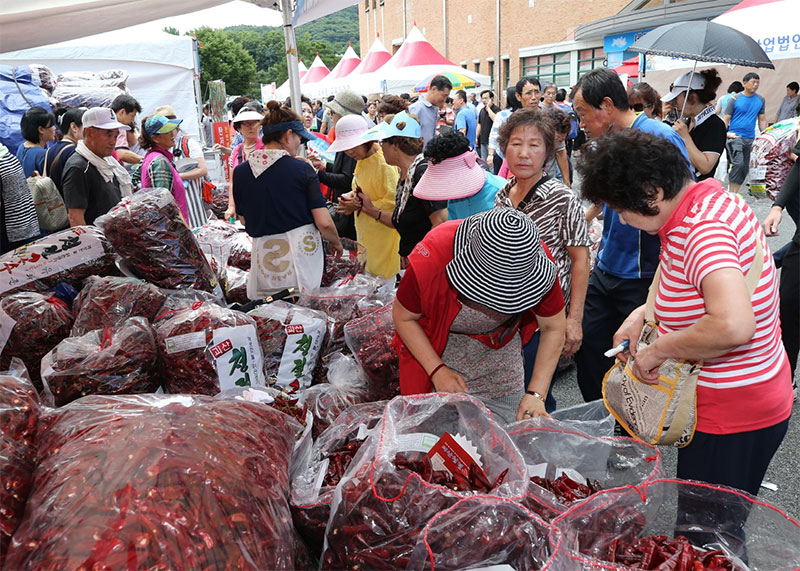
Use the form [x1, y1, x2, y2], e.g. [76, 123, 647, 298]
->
[232, 155, 327, 237]
[597, 113, 692, 280]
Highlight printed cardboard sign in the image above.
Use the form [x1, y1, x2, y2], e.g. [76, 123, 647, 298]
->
[211, 325, 265, 391]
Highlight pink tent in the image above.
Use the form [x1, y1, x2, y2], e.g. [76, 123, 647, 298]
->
[301, 54, 330, 84]
[380, 26, 455, 70]
[351, 35, 392, 76]
[327, 44, 361, 80]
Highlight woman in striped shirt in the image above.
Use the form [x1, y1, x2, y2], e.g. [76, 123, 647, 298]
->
[578, 129, 792, 495]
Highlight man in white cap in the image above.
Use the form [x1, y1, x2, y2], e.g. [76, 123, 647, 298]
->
[62, 107, 133, 226]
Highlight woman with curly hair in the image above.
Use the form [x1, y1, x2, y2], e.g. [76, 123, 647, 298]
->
[376, 95, 409, 124]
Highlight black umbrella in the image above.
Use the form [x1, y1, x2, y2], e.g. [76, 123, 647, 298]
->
[629, 20, 774, 69]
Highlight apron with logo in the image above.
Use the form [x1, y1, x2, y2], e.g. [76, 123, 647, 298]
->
[247, 223, 323, 298]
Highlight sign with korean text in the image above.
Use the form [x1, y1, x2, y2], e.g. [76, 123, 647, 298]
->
[211, 325, 265, 391]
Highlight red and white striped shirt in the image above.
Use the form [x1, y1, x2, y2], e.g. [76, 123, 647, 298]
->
[656, 179, 792, 434]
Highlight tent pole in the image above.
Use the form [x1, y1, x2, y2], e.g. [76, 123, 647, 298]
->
[281, 0, 302, 116]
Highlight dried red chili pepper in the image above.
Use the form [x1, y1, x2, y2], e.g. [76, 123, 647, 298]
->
[0, 291, 74, 391]
[4, 394, 298, 570]
[210, 184, 229, 220]
[154, 302, 260, 395]
[71, 276, 167, 336]
[343, 304, 400, 401]
[597, 535, 734, 570]
[320, 240, 364, 287]
[228, 233, 252, 271]
[225, 266, 249, 304]
[96, 188, 219, 292]
[268, 393, 308, 427]
[41, 317, 160, 407]
[0, 360, 39, 566]
[530, 473, 601, 505]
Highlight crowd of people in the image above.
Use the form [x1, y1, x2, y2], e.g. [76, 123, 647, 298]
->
[0, 67, 798, 497]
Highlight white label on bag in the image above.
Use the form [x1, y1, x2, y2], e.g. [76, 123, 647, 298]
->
[274, 315, 327, 392]
[0, 304, 17, 355]
[395, 432, 439, 454]
[0, 228, 105, 294]
[211, 325, 265, 391]
[527, 463, 548, 479]
[749, 165, 767, 180]
[164, 331, 207, 354]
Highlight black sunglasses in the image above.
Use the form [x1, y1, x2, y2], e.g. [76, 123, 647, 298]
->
[631, 103, 653, 112]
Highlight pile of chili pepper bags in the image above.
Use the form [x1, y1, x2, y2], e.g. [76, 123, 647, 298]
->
[344, 303, 400, 401]
[41, 317, 160, 407]
[4, 394, 299, 569]
[0, 359, 39, 566]
[554, 478, 800, 570]
[71, 276, 166, 336]
[298, 286, 372, 355]
[321, 393, 530, 570]
[507, 419, 663, 520]
[96, 188, 220, 293]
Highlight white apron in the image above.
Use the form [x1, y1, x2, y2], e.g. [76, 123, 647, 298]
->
[247, 223, 323, 299]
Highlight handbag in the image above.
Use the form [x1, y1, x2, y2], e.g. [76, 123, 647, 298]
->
[26, 146, 69, 232]
[602, 239, 763, 447]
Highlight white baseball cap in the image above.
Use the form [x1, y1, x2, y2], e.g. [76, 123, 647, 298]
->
[82, 107, 131, 130]
[661, 72, 706, 102]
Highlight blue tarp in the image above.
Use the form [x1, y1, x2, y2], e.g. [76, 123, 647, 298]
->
[0, 65, 53, 155]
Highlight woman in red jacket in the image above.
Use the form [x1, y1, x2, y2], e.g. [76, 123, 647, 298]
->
[392, 208, 566, 420]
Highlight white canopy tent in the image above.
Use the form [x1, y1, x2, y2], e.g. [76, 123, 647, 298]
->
[0, 29, 204, 137]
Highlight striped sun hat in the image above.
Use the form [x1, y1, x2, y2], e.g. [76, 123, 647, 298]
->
[446, 209, 558, 314]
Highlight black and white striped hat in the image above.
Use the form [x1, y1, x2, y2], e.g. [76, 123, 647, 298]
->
[446, 209, 558, 314]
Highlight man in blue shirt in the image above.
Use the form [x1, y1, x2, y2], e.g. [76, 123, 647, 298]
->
[409, 75, 452, 149]
[570, 68, 691, 402]
[723, 72, 767, 195]
[453, 90, 477, 149]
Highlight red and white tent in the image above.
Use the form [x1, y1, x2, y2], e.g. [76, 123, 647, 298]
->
[301, 54, 331, 85]
[327, 44, 361, 79]
[305, 44, 362, 97]
[351, 26, 491, 95]
[276, 59, 309, 100]
[352, 36, 393, 76]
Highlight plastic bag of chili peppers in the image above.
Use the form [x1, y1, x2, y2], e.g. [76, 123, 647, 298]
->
[344, 303, 400, 402]
[291, 401, 387, 555]
[298, 286, 371, 356]
[228, 232, 252, 271]
[0, 358, 40, 566]
[0, 225, 118, 296]
[95, 188, 222, 295]
[226, 266, 249, 304]
[248, 301, 329, 392]
[550, 399, 616, 437]
[5, 394, 299, 570]
[321, 393, 529, 570]
[407, 496, 567, 571]
[193, 218, 240, 252]
[506, 420, 663, 521]
[299, 352, 371, 439]
[154, 301, 265, 395]
[321, 238, 364, 287]
[0, 288, 75, 392]
[553, 478, 800, 570]
[71, 276, 167, 336]
[154, 289, 222, 322]
[41, 317, 160, 407]
[210, 183, 229, 219]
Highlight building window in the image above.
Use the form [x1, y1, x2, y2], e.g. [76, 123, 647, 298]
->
[488, 61, 495, 90]
[364, 0, 369, 11]
[474, 62, 480, 74]
[520, 51, 570, 88]
[462, 63, 467, 70]
[577, 47, 605, 78]
[503, 58, 510, 89]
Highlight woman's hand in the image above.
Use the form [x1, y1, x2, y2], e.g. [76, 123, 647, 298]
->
[613, 305, 646, 363]
[673, 117, 693, 139]
[629, 342, 665, 384]
[224, 205, 237, 222]
[516, 393, 549, 421]
[562, 317, 583, 357]
[763, 206, 782, 236]
[335, 192, 360, 215]
[431, 366, 468, 393]
[359, 191, 375, 213]
[328, 240, 344, 258]
[308, 154, 326, 171]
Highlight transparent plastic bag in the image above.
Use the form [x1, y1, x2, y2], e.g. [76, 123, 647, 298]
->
[154, 301, 265, 395]
[0, 226, 118, 296]
[41, 317, 160, 407]
[248, 301, 329, 392]
[407, 496, 566, 571]
[298, 286, 370, 355]
[321, 238, 364, 287]
[554, 478, 800, 570]
[154, 289, 222, 322]
[96, 188, 220, 293]
[0, 359, 39, 566]
[291, 401, 386, 555]
[0, 291, 74, 391]
[225, 266, 249, 304]
[228, 232, 252, 271]
[71, 276, 167, 336]
[299, 352, 370, 439]
[321, 393, 528, 569]
[344, 303, 400, 401]
[5, 394, 298, 570]
[551, 399, 616, 437]
[507, 421, 663, 521]
[749, 118, 798, 200]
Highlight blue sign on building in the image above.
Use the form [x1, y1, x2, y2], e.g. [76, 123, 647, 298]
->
[603, 28, 653, 54]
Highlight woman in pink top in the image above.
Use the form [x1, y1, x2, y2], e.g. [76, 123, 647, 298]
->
[225, 109, 264, 221]
[578, 129, 792, 498]
[139, 115, 190, 223]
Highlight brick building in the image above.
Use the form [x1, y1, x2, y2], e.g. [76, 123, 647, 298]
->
[359, 0, 738, 100]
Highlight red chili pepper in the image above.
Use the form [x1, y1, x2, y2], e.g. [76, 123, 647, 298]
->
[72, 276, 167, 337]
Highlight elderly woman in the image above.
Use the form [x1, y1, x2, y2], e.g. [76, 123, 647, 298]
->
[414, 131, 507, 220]
[16, 106, 56, 177]
[225, 107, 265, 221]
[233, 101, 342, 298]
[579, 129, 792, 495]
[327, 114, 401, 281]
[138, 115, 190, 223]
[355, 112, 446, 258]
[393, 208, 565, 419]
[494, 108, 591, 410]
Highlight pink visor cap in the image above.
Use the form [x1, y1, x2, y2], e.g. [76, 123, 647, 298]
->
[413, 151, 487, 201]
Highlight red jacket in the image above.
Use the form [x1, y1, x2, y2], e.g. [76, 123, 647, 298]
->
[393, 220, 563, 395]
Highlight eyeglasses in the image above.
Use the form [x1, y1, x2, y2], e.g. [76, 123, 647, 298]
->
[631, 103, 653, 112]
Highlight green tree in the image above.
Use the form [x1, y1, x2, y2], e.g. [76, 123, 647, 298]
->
[192, 27, 258, 97]
[163, 26, 179, 36]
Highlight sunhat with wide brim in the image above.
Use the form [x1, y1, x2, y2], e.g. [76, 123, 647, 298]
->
[413, 150, 486, 200]
[144, 115, 182, 136]
[368, 111, 422, 140]
[324, 90, 365, 117]
[446, 208, 558, 314]
[327, 114, 378, 153]
[232, 109, 265, 124]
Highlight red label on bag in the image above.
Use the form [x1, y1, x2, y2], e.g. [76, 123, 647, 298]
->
[425, 432, 485, 480]
[286, 324, 304, 335]
[210, 339, 233, 358]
